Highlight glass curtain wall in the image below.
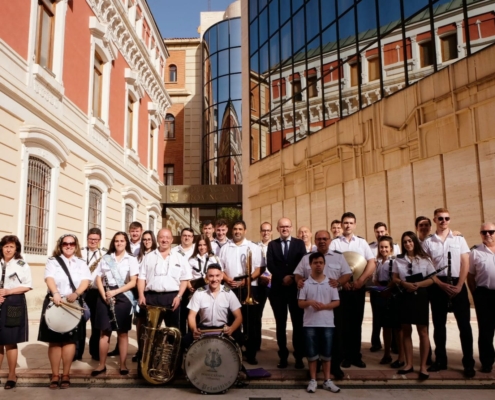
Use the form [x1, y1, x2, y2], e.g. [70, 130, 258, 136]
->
[203, 17, 243, 184]
[249, 0, 495, 162]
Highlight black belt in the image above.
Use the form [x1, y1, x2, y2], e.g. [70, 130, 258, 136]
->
[145, 290, 178, 295]
[476, 286, 495, 291]
[437, 277, 460, 284]
[379, 280, 390, 286]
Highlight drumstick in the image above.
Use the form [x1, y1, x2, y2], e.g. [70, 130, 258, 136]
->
[49, 297, 84, 312]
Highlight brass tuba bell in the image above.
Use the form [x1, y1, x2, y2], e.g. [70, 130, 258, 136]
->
[140, 305, 181, 385]
[243, 248, 258, 305]
[343, 251, 367, 282]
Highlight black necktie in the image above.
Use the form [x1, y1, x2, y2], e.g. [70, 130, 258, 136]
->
[283, 240, 288, 260]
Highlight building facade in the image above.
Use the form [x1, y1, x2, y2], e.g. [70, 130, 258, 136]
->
[242, 0, 495, 244]
[0, 0, 171, 308]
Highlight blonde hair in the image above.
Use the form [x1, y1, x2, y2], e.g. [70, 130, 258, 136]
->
[51, 234, 82, 258]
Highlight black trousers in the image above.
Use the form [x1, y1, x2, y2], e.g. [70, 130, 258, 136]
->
[428, 278, 474, 369]
[84, 288, 101, 358]
[268, 285, 304, 361]
[143, 291, 180, 329]
[232, 286, 259, 360]
[370, 292, 382, 348]
[331, 302, 344, 370]
[340, 288, 366, 363]
[179, 294, 190, 336]
[473, 287, 495, 369]
[253, 284, 270, 350]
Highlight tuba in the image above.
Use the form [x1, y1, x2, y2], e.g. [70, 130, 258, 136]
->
[243, 248, 258, 305]
[140, 305, 181, 385]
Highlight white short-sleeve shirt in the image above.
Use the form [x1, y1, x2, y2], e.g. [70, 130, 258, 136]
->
[329, 235, 375, 261]
[1, 258, 32, 289]
[130, 241, 141, 257]
[298, 275, 340, 327]
[294, 250, 351, 280]
[392, 255, 436, 281]
[218, 239, 263, 285]
[95, 253, 139, 287]
[172, 245, 194, 260]
[375, 257, 396, 282]
[81, 247, 105, 286]
[188, 253, 222, 280]
[469, 244, 495, 289]
[422, 231, 470, 277]
[187, 285, 241, 327]
[138, 249, 192, 292]
[44, 255, 92, 296]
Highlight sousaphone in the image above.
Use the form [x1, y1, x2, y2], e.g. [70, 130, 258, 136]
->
[343, 251, 367, 282]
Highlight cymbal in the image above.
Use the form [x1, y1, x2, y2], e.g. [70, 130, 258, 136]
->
[343, 251, 367, 281]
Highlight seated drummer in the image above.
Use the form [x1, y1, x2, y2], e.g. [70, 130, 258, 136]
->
[187, 264, 242, 343]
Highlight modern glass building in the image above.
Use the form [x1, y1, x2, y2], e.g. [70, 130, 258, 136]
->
[248, 0, 495, 162]
[203, 14, 243, 184]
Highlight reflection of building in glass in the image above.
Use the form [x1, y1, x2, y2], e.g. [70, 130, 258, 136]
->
[249, 0, 495, 162]
[203, 2, 243, 183]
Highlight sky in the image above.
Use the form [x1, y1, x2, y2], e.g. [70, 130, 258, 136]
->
[147, 0, 236, 39]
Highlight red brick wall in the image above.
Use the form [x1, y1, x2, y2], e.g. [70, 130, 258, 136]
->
[165, 50, 186, 88]
[0, 1, 31, 60]
[163, 103, 184, 184]
[109, 56, 130, 148]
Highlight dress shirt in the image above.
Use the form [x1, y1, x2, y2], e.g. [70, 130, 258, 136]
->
[375, 257, 396, 282]
[130, 241, 141, 257]
[392, 255, 436, 281]
[44, 255, 91, 296]
[188, 253, 222, 280]
[218, 239, 263, 285]
[139, 249, 192, 292]
[172, 245, 194, 260]
[294, 250, 351, 280]
[422, 231, 470, 277]
[469, 244, 495, 289]
[330, 235, 375, 260]
[95, 252, 139, 287]
[1, 258, 32, 289]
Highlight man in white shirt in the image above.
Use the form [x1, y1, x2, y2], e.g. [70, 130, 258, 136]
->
[137, 228, 191, 331]
[218, 220, 263, 365]
[423, 208, 475, 377]
[213, 219, 230, 255]
[201, 220, 218, 255]
[329, 212, 376, 369]
[330, 220, 343, 240]
[129, 221, 143, 256]
[298, 226, 316, 253]
[256, 222, 272, 352]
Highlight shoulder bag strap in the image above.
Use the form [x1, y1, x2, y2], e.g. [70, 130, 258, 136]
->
[0, 260, 6, 288]
[55, 256, 77, 292]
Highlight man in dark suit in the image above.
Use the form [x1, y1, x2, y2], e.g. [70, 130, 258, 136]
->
[267, 217, 307, 369]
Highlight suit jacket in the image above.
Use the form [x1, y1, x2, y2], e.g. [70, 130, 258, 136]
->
[267, 237, 307, 290]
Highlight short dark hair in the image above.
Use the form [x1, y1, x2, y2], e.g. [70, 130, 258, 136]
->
[206, 263, 222, 272]
[415, 216, 432, 228]
[260, 222, 272, 231]
[309, 252, 325, 264]
[202, 220, 213, 228]
[374, 222, 387, 230]
[129, 221, 143, 230]
[0, 235, 23, 260]
[233, 220, 247, 229]
[341, 212, 356, 222]
[330, 220, 341, 226]
[215, 219, 229, 228]
[87, 227, 102, 237]
[181, 227, 194, 236]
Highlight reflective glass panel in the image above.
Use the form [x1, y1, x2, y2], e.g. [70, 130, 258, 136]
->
[259, 7, 269, 46]
[280, 20, 292, 63]
[230, 48, 242, 73]
[292, 0, 304, 13]
[306, 0, 320, 43]
[269, 0, 279, 36]
[321, 0, 336, 30]
[338, 0, 354, 16]
[218, 49, 229, 76]
[230, 74, 242, 100]
[378, 0, 401, 36]
[230, 18, 241, 47]
[218, 21, 229, 51]
[249, 0, 258, 23]
[270, 32, 280, 70]
[292, 7, 305, 54]
[210, 53, 218, 81]
[209, 25, 217, 54]
[218, 76, 230, 103]
[404, 0, 429, 20]
[280, 0, 291, 25]
[250, 19, 259, 56]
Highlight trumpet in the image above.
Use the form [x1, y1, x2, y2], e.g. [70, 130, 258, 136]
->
[243, 248, 258, 305]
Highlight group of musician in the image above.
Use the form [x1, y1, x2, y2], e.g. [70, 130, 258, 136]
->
[1, 207, 495, 391]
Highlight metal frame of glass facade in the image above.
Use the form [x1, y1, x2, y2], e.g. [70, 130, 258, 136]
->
[202, 17, 243, 184]
[249, 0, 495, 163]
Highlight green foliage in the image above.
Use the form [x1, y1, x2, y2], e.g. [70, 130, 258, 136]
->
[217, 207, 242, 229]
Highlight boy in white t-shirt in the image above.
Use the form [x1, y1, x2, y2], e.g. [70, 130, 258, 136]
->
[298, 252, 341, 393]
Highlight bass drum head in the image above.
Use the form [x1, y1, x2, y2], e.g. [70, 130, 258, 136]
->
[184, 335, 241, 394]
[44, 303, 81, 333]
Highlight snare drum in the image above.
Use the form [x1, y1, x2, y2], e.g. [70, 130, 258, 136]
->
[184, 334, 242, 394]
[44, 300, 82, 334]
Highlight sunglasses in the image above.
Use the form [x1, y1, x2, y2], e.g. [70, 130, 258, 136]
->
[62, 242, 76, 247]
[407, 263, 413, 275]
[481, 230, 495, 236]
[437, 216, 450, 222]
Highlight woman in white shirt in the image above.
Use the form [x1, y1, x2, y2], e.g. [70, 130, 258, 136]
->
[38, 234, 91, 389]
[392, 231, 437, 380]
[0, 235, 32, 390]
[91, 232, 138, 377]
[188, 235, 220, 292]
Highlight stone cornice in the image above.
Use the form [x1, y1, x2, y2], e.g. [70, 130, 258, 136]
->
[86, 0, 171, 118]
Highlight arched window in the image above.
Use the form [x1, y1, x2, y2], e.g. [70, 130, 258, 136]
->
[125, 204, 134, 231]
[148, 215, 155, 233]
[169, 64, 177, 82]
[165, 114, 175, 139]
[24, 157, 51, 255]
[88, 186, 102, 230]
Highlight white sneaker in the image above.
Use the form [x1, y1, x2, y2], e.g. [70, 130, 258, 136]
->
[307, 379, 317, 393]
[323, 379, 341, 393]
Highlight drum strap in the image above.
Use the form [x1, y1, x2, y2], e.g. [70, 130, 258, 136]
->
[0, 260, 5, 289]
[55, 256, 86, 310]
[103, 254, 136, 309]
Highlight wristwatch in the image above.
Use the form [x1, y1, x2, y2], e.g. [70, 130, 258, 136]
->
[176, 294, 182, 299]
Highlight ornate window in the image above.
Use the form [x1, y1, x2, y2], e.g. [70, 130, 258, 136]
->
[148, 215, 155, 233]
[36, 0, 56, 70]
[165, 114, 175, 139]
[125, 203, 134, 231]
[24, 157, 51, 255]
[126, 95, 135, 149]
[92, 52, 104, 119]
[169, 64, 177, 82]
[88, 186, 102, 230]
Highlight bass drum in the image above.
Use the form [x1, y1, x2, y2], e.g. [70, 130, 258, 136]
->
[184, 334, 242, 394]
[44, 301, 81, 334]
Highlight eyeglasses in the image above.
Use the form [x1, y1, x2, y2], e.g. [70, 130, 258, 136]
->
[62, 242, 76, 247]
[316, 237, 330, 241]
[407, 263, 413, 275]
[278, 226, 291, 229]
[481, 230, 495, 236]
[261, 230, 272, 233]
[87, 238, 100, 242]
[437, 216, 450, 222]
[142, 238, 152, 242]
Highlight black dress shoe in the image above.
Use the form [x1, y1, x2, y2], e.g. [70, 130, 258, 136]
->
[379, 356, 393, 365]
[108, 348, 120, 357]
[331, 368, 345, 380]
[91, 367, 107, 377]
[295, 359, 305, 369]
[120, 368, 129, 376]
[341, 359, 351, 368]
[246, 357, 258, 365]
[370, 345, 382, 352]
[427, 362, 447, 372]
[481, 366, 493, 373]
[390, 360, 405, 369]
[398, 367, 414, 374]
[418, 372, 430, 380]
[352, 360, 366, 368]
[277, 359, 288, 368]
[464, 368, 476, 378]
